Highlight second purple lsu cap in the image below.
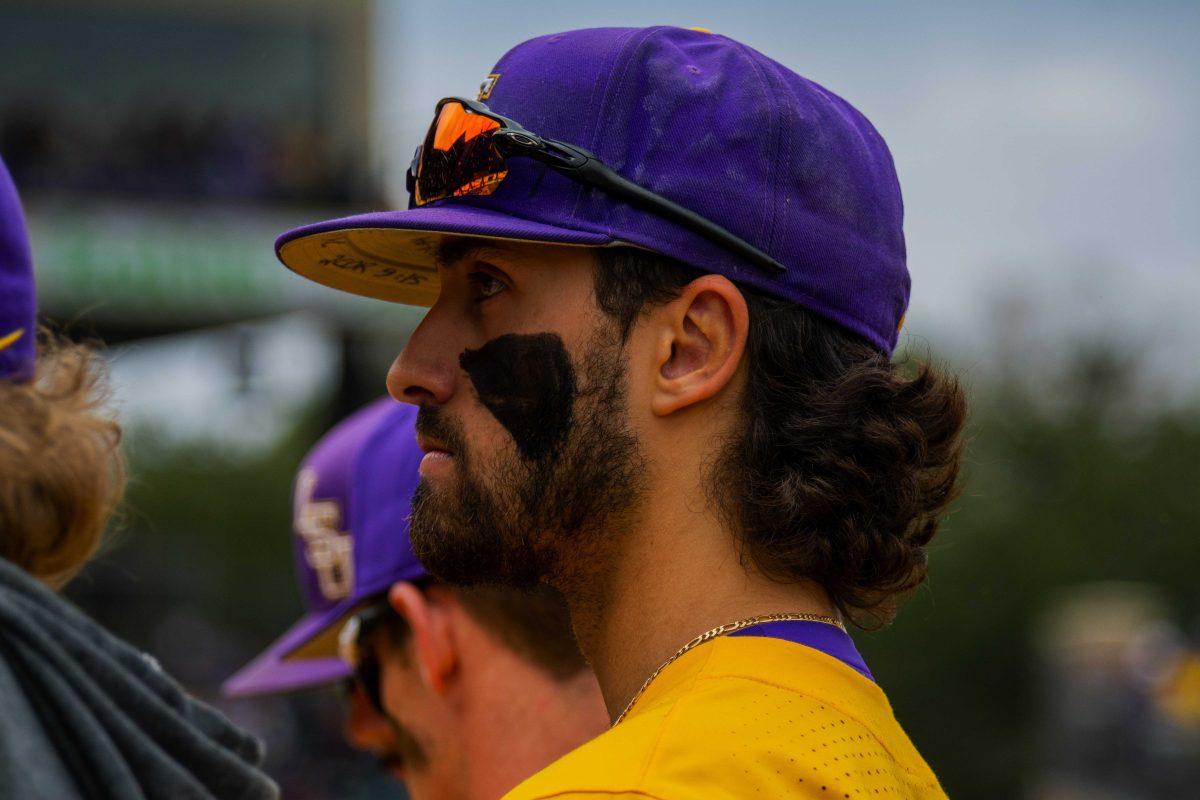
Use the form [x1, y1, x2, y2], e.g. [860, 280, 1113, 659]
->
[223, 397, 426, 697]
[274, 26, 908, 354]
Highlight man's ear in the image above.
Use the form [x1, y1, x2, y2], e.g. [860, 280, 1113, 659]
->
[651, 274, 749, 416]
[388, 582, 457, 695]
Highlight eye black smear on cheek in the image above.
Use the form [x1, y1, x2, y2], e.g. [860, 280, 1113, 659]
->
[459, 333, 576, 462]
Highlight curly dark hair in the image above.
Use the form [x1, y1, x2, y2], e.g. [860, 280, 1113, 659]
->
[593, 247, 966, 626]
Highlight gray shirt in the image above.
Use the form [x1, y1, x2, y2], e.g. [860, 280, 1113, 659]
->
[0, 652, 80, 798]
[0, 557, 278, 800]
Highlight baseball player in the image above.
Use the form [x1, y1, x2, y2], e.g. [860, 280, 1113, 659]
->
[224, 397, 607, 799]
[273, 26, 966, 798]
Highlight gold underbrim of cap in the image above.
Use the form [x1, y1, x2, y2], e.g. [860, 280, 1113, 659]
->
[278, 228, 444, 306]
[283, 615, 349, 662]
[278, 227, 619, 306]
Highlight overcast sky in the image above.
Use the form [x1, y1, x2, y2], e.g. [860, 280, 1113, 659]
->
[374, 0, 1200, 383]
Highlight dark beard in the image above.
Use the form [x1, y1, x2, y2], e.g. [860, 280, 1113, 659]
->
[408, 325, 645, 589]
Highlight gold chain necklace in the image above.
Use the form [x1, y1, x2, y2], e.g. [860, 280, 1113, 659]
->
[612, 612, 845, 726]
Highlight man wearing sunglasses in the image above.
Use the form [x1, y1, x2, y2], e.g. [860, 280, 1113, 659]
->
[223, 398, 606, 798]
[275, 26, 965, 799]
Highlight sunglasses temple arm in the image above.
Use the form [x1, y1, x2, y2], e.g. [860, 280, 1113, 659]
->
[572, 160, 787, 275]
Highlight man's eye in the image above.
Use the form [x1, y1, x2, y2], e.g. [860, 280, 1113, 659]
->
[468, 271, 508, 301]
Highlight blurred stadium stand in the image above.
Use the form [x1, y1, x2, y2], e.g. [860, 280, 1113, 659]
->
[1, 0, 416, 423]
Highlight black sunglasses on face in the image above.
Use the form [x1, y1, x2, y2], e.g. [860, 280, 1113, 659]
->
[406, 96, 787, 276]
[338, 600, 397, 716]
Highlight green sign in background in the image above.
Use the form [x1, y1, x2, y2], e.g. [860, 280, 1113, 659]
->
[27, 201, 414, 329]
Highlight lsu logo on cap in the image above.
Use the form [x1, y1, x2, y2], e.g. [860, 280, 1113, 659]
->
[478, 73, 500, 100]
[293, 469, 354, 601]
[0, 328, 24, 352]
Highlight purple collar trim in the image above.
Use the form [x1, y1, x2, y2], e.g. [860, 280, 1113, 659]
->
[728, 620, 874, 682]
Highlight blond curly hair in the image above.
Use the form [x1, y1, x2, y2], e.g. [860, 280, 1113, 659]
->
[0, 331, 126, 588]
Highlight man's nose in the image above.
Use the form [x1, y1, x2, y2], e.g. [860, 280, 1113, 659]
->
[387, 308, 460, 407]
[344, 682, 394, 752]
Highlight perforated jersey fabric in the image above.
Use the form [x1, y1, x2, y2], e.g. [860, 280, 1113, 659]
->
[502, 635, 946, 799]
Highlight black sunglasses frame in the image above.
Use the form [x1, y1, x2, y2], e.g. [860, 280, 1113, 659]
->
[406, 96, 787, 276]
[337, 598, 398, 716]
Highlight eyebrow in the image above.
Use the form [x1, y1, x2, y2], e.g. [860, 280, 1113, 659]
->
[434, 237, 513, 270]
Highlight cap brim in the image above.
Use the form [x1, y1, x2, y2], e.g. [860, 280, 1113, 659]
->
[222, 600, 362, 698]
[275, 204, 615, 304]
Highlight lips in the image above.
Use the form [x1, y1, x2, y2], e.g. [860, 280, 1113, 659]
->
[416, 434, 456, 479]
[415, 433, 453, 457]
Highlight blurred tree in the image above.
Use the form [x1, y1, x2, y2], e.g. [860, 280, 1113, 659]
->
[860, 343, 1200, 799]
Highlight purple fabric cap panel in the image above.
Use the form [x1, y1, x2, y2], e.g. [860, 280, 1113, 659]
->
[729, 620, 874, 682]
[276, 26, 908, 354]
[223, 397, 428, 697]
[0, 156, 36, 382]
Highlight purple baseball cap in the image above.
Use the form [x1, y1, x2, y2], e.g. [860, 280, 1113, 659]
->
[275, 26, 908, 353]
[223, 397, 427, 697]
[1, 155, 36, 382]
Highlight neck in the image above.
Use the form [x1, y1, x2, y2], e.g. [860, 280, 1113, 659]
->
[461, 649, 607, 798]
[565, 485, 838, 723]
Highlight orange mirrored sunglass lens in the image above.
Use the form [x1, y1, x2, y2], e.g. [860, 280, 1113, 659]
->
[415, 102, 509, 206]
[431, 102, 501, 151]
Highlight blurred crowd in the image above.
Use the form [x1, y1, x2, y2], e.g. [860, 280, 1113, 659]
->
[1034, 585, 1200, 799]
[1, 101, 380, 206]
